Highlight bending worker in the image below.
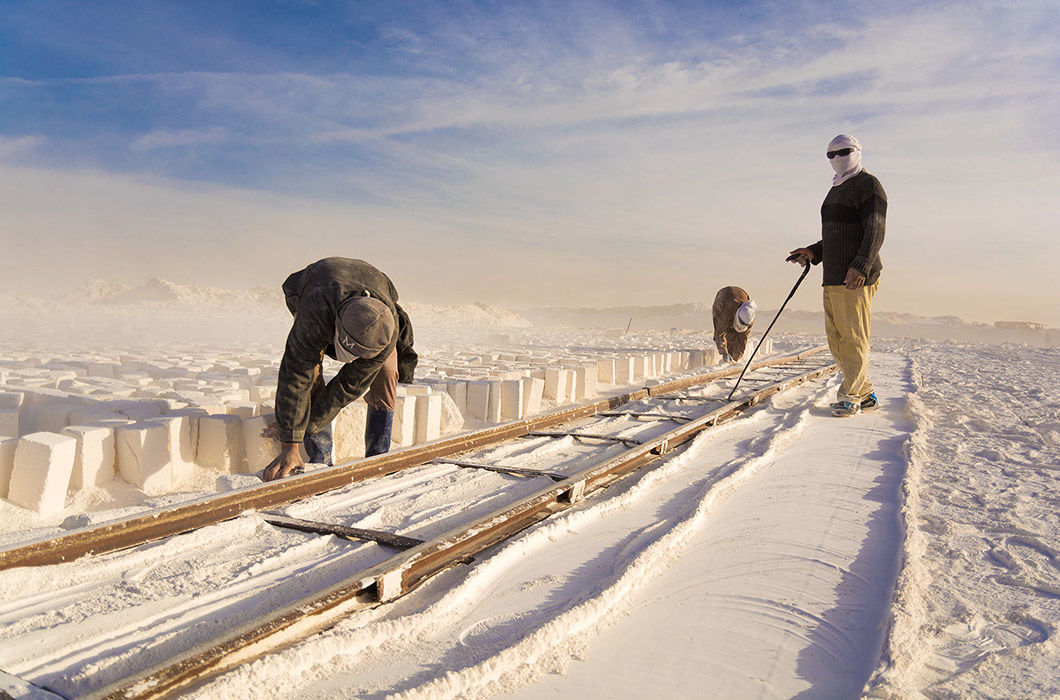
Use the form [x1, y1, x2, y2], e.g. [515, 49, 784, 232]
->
[712, 286, 756, 362]
[789, 134, 886, 418]
[264, 257, 417, 481]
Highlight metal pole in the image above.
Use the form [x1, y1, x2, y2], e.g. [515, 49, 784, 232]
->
[727, 258, 812, 400]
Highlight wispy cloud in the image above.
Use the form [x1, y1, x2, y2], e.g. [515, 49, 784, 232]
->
[131, 127, 230, 151]
[1, 1, 1058, 324]
[0, 135, 44, 159]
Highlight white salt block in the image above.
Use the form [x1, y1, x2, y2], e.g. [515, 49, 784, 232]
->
[614, 357, 635, 385]
[564, 369, 578, 401]
[332, 401, 367, 463]
[87, 362, 119, 379]
[146, 416, 197, 483]
[652, 353, 664, 375]
[520, 376, 544, 416]
[632, 355, 649, 381]
[464, 381, 491, 422]
[61, 425, 116, 489]
[30, 403, 80, 434]
[486, 380, 503, 423]
[0, 437, 16, 499]
[597, 359, 616, 384]
[225, 401, 259, 419]
[705, 348, 721, 365]
[392, 395, 417, 447]
[242, 413, 279, 473]
[543, 369, 569, 402]
[405, 385, 432, 396]
[166, 408, 206, 466]
[574, 364, 598, 399]
[438, 392, 464, 433]
[8, 432, 77, 515]
[115, 421, 174, 493]
[68, 407, 124, 426]
[249, 385, 276, 402]
[760, 337, 773, 355]
[500, 380, 524, 421]
[196, 414, 247, 474]
[414, 393, 443, 444]
[0, 409, 18, 439]
[445, 381, 468, 417]
[0, 392, 23, 410]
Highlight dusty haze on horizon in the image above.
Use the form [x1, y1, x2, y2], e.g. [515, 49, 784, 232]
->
[2, 2, 1057, 327]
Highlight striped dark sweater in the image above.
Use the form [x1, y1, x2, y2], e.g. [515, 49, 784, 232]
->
[807, 170, 887, 286]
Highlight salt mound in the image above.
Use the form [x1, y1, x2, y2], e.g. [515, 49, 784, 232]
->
[66, 278, 280, 308]
[402, 301, 532, 329]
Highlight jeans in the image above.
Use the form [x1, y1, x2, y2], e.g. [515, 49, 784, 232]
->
[305, 426, 333, 466]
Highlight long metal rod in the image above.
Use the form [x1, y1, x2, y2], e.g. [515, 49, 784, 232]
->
[88, 359, 836, 700]
[728, 262, 813, 400]
[0, 346, 828, 572]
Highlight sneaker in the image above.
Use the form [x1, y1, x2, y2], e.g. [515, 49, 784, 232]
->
[832, 400, 860, 417]
[830, 394, 880, 412]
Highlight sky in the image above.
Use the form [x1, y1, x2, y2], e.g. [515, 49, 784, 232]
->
[1, 0, 1058, 325]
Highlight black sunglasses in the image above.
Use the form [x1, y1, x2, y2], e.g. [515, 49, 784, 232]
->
[827, 147, 856, 159]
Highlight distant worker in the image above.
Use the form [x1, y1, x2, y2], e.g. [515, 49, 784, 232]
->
[789, 134, 886, 418]
[264, 257, 417, 481]
[712, 286, 756, 362]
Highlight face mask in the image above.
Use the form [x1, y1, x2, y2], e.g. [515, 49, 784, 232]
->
[829, 149, 862, 185]
[826, 135, 863, 186]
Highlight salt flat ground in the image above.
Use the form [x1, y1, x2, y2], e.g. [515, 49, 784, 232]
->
[189, 341, 1060, 699]
[1, 308, 1057, 698]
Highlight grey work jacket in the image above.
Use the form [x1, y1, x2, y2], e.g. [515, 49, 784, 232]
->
[275, 257, 417, 443]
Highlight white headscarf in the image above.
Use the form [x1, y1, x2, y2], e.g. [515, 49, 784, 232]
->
[734, 300, 756, 332]
[828, 134, 863, 186]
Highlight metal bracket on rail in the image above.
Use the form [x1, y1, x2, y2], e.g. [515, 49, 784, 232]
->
[527, 430, 645, 447]
[597, 410, 693, 423]
[431, 458, 568, 482]
[261, 513, 424, 550]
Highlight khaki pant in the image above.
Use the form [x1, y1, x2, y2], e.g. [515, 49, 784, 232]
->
[365, 347, 399, 411]
[823, 281, 878, 401]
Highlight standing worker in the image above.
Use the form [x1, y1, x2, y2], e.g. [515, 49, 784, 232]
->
[264, 257, 417, 481]
[712, 286, 757, 362]
[789, 134, 886, 417]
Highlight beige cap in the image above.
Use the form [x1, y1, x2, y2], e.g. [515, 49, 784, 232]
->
[334, 295, 395, 361]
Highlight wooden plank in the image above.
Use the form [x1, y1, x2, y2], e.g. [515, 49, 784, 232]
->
[260, 513, 424, 550]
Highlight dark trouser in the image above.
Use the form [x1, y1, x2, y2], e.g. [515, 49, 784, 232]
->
[306, 348, 398, 465]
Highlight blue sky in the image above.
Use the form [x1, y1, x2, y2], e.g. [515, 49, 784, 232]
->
[2, 0, 1058, 324]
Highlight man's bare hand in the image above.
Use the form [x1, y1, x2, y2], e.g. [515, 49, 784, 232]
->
[788, 248, 814, 267]
[844, 267, 866, 290]
[263, 443, 304, 482]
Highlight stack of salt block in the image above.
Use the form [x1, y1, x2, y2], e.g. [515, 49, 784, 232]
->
[0, 340, 730, 513]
